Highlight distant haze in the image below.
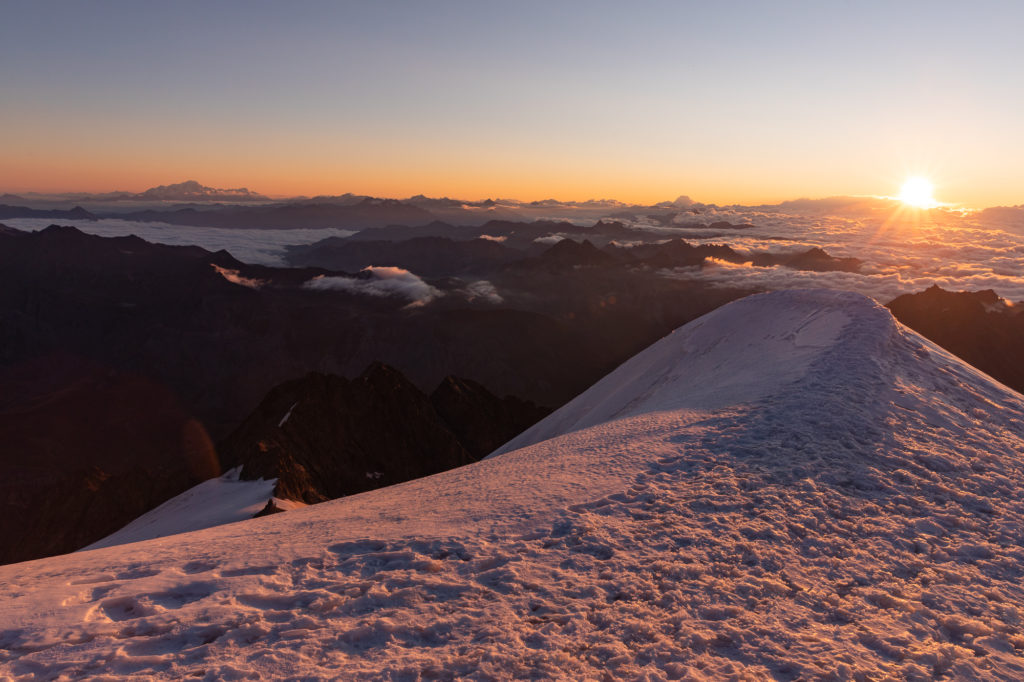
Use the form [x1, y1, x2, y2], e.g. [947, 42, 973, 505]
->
[1, 1, 1022, 207]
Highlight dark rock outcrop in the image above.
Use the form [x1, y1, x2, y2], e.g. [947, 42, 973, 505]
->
[116, 198, 436, 230]
[0, 356, 215, 564]
[614, 238, 746, 269]
[430, 376, 550, 458]
[218, 364, 477, 504]
[253, 499, 287, 518]
[510, 239, 616, 272]
[888, 285, 1024, 394]
[750, 247, 862, 272]
[218, 364, 549, 508]
[0, 204, 98, 220]
[287, 235, 520, 276]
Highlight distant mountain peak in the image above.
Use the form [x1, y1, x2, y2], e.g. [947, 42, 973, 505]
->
[138, 180, 268, 201]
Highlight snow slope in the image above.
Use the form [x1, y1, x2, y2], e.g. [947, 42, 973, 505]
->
[83, 469, 303, 551]
[3, 289, 1024, 679]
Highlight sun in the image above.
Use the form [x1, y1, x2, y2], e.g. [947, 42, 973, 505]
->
[898, 176, 938, 208]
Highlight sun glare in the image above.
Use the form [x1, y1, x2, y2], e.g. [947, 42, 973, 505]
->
[898, 177, 938, 208]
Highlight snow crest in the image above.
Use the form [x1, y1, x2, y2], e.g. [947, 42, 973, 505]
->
[492, 289, 859, 455]
[3, 289, 1024, 679]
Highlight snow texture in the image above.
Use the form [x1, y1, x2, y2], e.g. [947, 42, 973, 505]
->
[3, 289, 1024, 680]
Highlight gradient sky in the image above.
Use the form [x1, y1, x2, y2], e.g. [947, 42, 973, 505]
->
[2, 1, 1022, 206]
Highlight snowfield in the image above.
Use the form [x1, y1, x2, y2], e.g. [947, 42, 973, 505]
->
[83, 469, 304, 552]
[3, 289, 1024, 679]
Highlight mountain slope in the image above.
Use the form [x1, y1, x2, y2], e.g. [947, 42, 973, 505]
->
[888, 284, 1024, 395]
[81, 365, 551, 550]
[2, 290, 1024, 679]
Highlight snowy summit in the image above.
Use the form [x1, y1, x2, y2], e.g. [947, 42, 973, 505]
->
[3, 289, 1024, 679]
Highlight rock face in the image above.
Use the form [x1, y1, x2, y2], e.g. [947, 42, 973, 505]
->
[0, 357, 215, 564]
[287, 236, 519, 276]
[218, 364, 548, 506]
[218, 364, 473, 503]
[614, 238, 746, 268]
[516, 238, 616, 271]
[887, 285, 1024, 394]
[0, 205, 98, 221]
[750, 247, 863, 272]
[429, 376, 551, 458]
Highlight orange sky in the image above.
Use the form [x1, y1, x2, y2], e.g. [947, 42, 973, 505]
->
[2, 3, 1021, 209]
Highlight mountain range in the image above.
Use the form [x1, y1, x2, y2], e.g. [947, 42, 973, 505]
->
[3, 222, 1023, 566]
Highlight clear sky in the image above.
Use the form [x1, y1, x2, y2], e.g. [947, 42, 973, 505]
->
[1, 1, 1021, 206]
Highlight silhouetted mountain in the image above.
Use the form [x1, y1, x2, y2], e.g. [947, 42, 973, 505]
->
[218, 365, 476, 504]
[137, 180, 268, 202]
[287, 235, 521, 276]
[612, 238, 747, 268]
[0, 356, 215, 564]
[430, 375, 550, 458]
[887, 285, 1024, 394]
[509, 239, 616, 272]
[750, 247, 863, 272]
[115, 198, 437, 230]
[0, 204, 97, 220]
[402, 195, 526, 223]
[217, 364, 549, 507]
[1, 222, 747, 438]
[345, 219, 638, 249]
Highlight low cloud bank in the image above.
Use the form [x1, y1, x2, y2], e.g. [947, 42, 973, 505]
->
[303, 266, 441, 306]
[211, 264, 264, 289]
[462, 280, 504, 304]
[640, 206, 1024, 302]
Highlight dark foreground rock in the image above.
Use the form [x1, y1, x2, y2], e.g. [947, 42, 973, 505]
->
[888, 285, 1024, 394]
[218, 363, 550, 506]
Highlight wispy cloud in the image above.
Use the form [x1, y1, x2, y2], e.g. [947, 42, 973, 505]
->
[211, 264, 264, 289]
[303, 266, 442, 307]
[462, 280, 504, 304]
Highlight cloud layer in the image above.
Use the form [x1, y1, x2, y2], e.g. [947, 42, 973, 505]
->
[635, 206, 1024, 302]
[303, 266, 441, 306]
[9, 201, 1024, 303]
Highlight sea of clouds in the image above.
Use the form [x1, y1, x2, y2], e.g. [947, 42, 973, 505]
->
[7, 204, 1024, 304]
[640, 206, 1024, 303]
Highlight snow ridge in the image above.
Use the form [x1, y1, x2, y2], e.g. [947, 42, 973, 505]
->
[492, 289, 855, 456]
[3, 289, 1024, 679]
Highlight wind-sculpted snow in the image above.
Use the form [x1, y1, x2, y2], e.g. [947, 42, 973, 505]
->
[492, 291, 851, 455]
[3, 290, 1024, 679]
[83, 469, 302, 551]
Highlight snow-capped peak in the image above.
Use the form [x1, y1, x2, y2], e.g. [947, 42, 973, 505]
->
[493, 289, 863, 455]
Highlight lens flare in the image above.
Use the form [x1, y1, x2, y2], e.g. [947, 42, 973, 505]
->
[898, 177, 937, 208]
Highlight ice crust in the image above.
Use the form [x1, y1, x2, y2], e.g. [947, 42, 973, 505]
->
[3, 289, 1024, 679]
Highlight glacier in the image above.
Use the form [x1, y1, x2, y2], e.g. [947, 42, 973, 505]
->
[2, 289, 1024, 679]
